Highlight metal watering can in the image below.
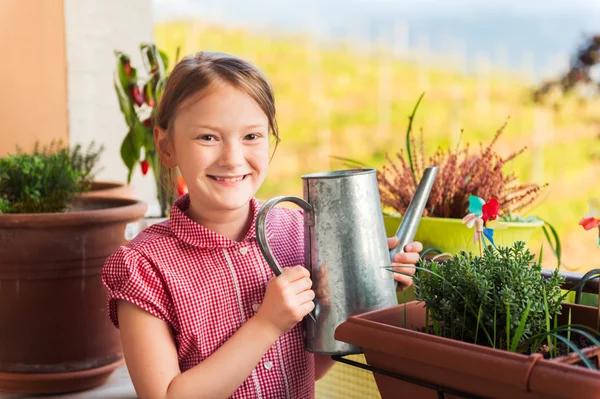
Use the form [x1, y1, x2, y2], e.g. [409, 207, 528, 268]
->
[255, 166, 438, 355]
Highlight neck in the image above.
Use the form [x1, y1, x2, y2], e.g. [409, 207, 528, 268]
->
[186, 196, 254, 242]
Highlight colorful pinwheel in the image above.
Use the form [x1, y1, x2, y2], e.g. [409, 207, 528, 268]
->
[462, 195, 508, 253]
[579, 198, 600, 247]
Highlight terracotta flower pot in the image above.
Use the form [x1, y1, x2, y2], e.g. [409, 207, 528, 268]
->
[0, 197, 147, 394]
[384, 214, 544, 255]
[78, 181, 136, 200]
[335, 301, 600, 399]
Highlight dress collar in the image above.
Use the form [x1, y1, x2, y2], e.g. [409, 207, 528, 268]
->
[169, 194, 260, 249]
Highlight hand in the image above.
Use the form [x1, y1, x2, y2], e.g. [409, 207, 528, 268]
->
[387, 238, 422, 290]
[255, 266, 315, 337]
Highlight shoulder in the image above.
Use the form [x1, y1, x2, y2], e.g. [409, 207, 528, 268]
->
[101, 221, 178, 328]
[101, 220, 181, 301]
[109, 219, 187, 267]
[126, 220, 176, 253]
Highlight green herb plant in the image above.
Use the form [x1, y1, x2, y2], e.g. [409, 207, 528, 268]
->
[0, 141, 103, 214]
[390, 241, 600, 368]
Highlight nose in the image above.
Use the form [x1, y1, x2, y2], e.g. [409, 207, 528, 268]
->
[218, 140, 245, 169]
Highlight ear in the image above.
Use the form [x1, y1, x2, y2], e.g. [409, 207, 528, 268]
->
[154, 125, 177, 168]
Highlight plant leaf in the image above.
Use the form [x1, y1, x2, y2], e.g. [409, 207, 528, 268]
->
[510, 300, 531, 352]
[546, 332, 596, 369]
[114, 81, 137, 127]
[540, 218, 562, 268]
[329, 155, 369, 168]
[405, 92, 425, 185]
[120, 128, 141, 183]
[567, 308, 572, 355]
[506, 302, 511, 351]
[475, 302, 483, 344]
[543, 286, 552, 350]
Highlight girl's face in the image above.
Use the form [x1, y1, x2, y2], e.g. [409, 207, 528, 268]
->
[162, 84, 270, 213]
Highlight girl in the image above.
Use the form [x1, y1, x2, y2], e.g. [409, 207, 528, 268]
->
[102, 51, 422, 399]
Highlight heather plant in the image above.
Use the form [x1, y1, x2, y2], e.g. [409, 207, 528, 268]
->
[377, 95, 546, 219]
[366, 94, 562, 265]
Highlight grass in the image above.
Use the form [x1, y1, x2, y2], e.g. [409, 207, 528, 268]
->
[154, 20, 600, 273]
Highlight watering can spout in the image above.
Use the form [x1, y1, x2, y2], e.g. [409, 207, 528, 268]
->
[389, 166, 439, 260]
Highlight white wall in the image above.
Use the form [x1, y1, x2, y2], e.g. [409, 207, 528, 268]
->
[64, 0, 159, 216]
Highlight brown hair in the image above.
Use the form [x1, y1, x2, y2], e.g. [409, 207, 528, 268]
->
[153, 51, 280, 196]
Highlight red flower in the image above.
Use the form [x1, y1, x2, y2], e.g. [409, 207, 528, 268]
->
[140, 160, 149, 175]
[481, 197, 499, 222]
[143, 118, 152, 128]
[130, 85, 145, 106]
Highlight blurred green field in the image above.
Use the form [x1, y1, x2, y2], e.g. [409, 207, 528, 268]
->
[155, 21, 600, 273]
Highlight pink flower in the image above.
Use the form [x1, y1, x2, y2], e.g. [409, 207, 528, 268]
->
[579, 217, 600, 231]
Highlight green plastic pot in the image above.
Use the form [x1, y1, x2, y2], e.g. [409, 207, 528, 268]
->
[384, 214, 600, 307]
[384, 214, 544, 255]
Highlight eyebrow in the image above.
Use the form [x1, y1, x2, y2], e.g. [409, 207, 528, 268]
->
[190, 124, 268, 131]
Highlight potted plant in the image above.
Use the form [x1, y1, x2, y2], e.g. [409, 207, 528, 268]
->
[335, 241, 600, 399]
[38, 140, 137, 201]
[375, 94, 559, 265]
[0, 143, 147, 394]
[113, 43, 187, 220]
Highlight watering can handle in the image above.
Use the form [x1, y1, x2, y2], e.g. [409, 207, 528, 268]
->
[255, 196, 317, 322]
[256, 196, 312, 276]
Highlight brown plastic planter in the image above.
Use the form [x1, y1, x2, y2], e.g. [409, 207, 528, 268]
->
[0, 197, 147, 394]
[335, 301, 600, 399]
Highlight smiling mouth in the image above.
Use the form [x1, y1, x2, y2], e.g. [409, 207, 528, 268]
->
[208, 175, 249, 182]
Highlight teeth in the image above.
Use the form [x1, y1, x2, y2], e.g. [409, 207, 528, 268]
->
[213, 176, 244, 182]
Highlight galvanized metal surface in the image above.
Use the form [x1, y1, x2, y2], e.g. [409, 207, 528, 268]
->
[389, 166, 438, 260]
[256, 169, 398, 355]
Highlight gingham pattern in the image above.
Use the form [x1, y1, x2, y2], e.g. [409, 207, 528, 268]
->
[102, 195, 315, 399]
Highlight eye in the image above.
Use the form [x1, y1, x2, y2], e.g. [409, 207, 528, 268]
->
[197, 134, 215, 141]
[244, 133, 260, 140]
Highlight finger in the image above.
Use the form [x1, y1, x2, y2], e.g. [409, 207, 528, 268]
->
[387, 237, 399, 249]
[392, 263, 416, 276]
[299, 299, 316, 315]
[393, 273, 414, 289]
[403, 241, 423, 253]
[280, 266, 310, 282]
[393, 251, 420, 265]
[289, 276, 312, 293]
[296, 289, 316, 305]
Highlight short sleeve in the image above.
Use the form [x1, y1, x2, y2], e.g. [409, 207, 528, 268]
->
[101, 246, 175, 329]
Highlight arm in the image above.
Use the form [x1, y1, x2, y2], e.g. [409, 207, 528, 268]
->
[118, 299, 280, 399]
[118, 265, 314, 399]
[314, 354, 336, 380]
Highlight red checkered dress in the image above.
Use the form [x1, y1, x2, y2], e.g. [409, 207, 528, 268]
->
[102, 195, 315, 399]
